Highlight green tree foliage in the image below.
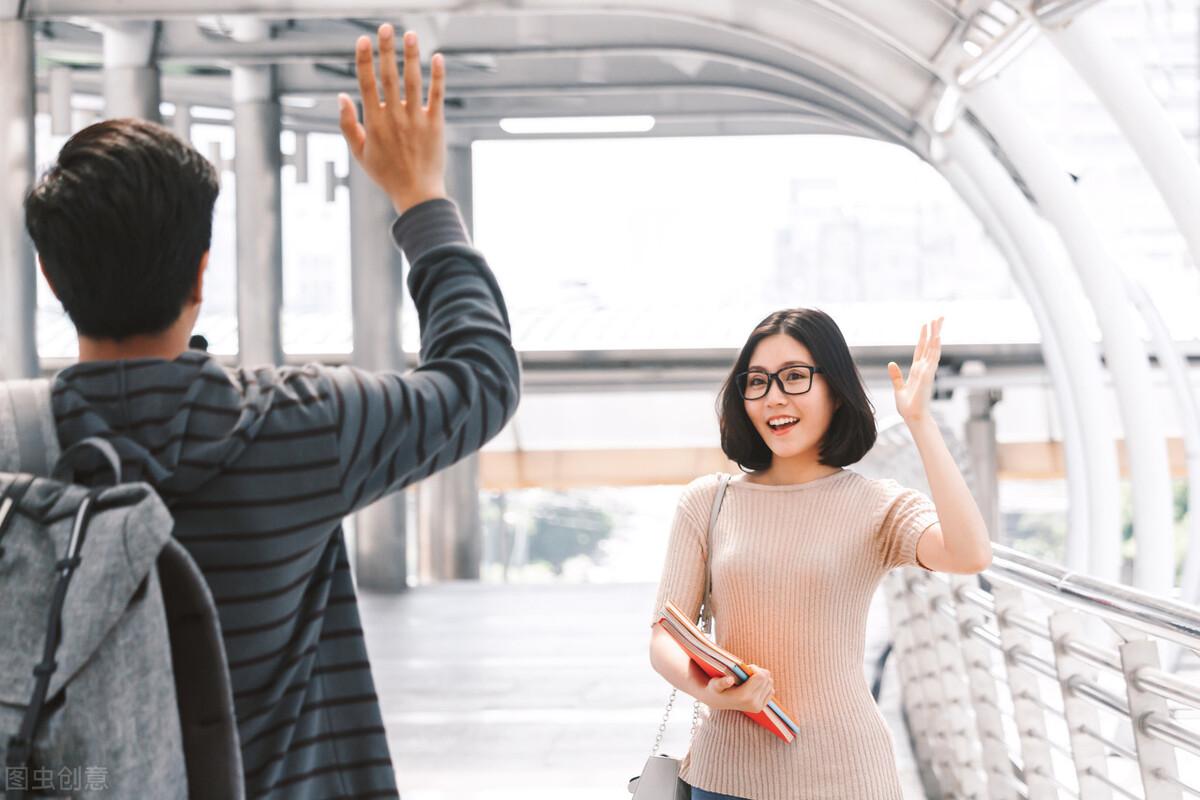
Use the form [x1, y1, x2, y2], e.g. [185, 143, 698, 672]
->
[527, 500, 614, 575]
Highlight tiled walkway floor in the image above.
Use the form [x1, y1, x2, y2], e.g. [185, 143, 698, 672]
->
[359, 582, 926, 799]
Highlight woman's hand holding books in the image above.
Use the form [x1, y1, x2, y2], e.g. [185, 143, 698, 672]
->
[703, 665, 775, 713]
[654, 602, 798, 742]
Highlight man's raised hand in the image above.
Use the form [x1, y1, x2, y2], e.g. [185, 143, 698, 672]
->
[337, 24, 447, 215]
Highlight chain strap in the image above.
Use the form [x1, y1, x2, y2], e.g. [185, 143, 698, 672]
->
[691, 605, 710, 738]
[650, 602, 712, 755]
[648, 474, 728, 758]
[651, 688, 677, 756]
[650, 687, 706, 756]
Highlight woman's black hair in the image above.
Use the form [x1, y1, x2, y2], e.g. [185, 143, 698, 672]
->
[718, 308, 877, 472]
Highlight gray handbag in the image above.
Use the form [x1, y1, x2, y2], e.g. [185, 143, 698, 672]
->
[629, 473, 731, 799]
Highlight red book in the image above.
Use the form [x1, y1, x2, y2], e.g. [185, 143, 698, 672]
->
[655, 601, 798, 743]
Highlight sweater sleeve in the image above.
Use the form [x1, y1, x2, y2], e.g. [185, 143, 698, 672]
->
[874, 479, 940, 572]
[651, 479, 713, 626]
[326, 199, 522, 514]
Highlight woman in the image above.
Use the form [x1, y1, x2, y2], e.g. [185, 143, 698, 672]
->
[649, 308, 992, 800]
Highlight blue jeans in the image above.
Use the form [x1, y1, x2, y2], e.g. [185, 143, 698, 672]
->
[690, 787, 746, 800]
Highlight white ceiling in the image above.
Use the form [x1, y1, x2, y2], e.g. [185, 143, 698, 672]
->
[23, 1, 1045, 156]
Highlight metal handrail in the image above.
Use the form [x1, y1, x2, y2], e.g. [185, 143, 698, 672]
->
[1067, 675, 1130, 719]
[1142, 713, 1200, 760]
[988, 543, 1200, 648]
[887, 543, 1200, 799]
[1079, 723, 1137, 760]
[1061, 635, 1124, 674]
[1135, 667, 1200, 710]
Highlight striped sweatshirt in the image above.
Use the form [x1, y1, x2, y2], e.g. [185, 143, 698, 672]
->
[653, 470, 938, 800]
[49, 199, 521, 798]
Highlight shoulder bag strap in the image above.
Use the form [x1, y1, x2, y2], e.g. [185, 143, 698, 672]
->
[0, 379, 60, 477]
[699, 473, 731, 633]
[649, 473, 732, 756]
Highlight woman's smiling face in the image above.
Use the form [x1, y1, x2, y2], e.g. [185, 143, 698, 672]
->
[742, 333, 839, 463]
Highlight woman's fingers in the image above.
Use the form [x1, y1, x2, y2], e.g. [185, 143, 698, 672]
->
[707, 674, 736, 701]
[915, 317, 947, 370]
[742, 666, 773, 712]
[921, 317, 943, 370]
[703, 666, 779, 714]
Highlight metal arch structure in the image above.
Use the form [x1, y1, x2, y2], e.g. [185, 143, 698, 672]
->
[935, 156, 1099, 580]
[2, 0, 1197, 593]
[960, 78, 1176, 592]
[938, 119, 1126, 585]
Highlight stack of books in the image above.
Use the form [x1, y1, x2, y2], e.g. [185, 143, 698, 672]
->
[655, 601, 799, 743]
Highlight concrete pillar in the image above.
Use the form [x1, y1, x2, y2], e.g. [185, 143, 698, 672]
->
[417, 143, 482, 582]
[0, 19, 39, 380]
[232, 63, 284, 366]
[49, 66, 73, 136]
[417, 456, 482, 581]
[172, 103, 193, 142]
[102, 22, 161, 122]
[349, 153, 408, 592]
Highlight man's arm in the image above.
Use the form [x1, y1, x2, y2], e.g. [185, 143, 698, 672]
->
[329, 24, 521, 513]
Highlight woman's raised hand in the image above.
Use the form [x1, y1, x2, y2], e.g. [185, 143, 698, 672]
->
[704, 665, 775, 714]
[887, 316, 943, 425]
[337, 24, 447, 214]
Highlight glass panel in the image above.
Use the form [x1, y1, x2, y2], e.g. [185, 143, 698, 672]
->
[407, 133, 1020, 352]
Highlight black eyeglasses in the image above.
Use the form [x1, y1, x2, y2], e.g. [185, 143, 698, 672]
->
[736, 366, 825, 400]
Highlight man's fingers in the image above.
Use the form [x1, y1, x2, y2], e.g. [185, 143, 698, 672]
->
[377, 23, 402, 111]
[427, 52, 445, 117]
[337, 94, 366, 159]
[354, 35, 381, 125]
[402, 30, 422, 114]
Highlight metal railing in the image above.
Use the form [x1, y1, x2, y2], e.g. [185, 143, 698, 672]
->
[888, 544, 1200, 799]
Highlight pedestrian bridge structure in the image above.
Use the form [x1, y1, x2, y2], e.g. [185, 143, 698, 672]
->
[356, 557, 1200, 799]
[3, 1, 1200, 797]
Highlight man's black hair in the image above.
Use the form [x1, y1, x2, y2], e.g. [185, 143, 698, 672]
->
[24, 117, 219, 340]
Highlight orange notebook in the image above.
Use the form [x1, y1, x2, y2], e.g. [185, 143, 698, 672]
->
[655, 601, 798, 744]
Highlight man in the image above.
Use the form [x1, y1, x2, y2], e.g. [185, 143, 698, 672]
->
[21, 24, 519, 798]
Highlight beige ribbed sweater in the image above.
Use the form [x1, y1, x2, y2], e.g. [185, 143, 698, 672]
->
[652, 469, 939, 800]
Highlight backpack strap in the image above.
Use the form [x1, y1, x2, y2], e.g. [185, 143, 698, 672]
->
[0, 380, 59, 478]
[5, 489, 102, 796]
[0, 476, 35, 562]
[53, 437, 124, 486]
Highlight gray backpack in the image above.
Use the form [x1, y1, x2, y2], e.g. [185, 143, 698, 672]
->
[0, 380, 244, 799]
